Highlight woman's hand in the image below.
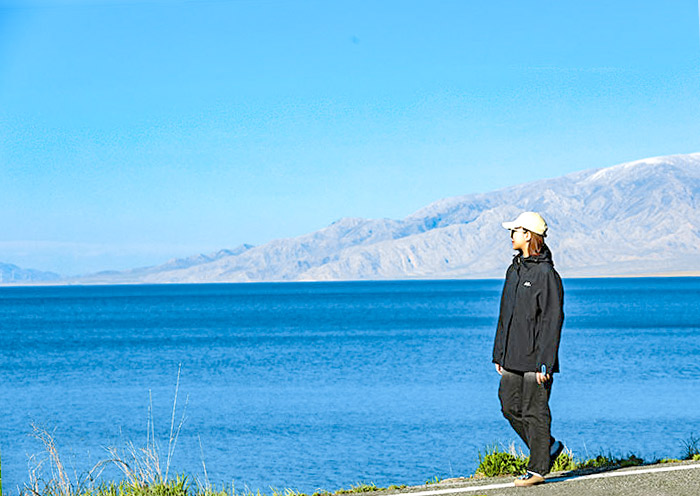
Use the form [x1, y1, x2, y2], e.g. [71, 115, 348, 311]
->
[536, 372, 551, 384]
[495, 363, 503, 375]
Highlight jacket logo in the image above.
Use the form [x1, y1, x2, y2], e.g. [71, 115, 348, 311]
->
[523, 281, 532, 287]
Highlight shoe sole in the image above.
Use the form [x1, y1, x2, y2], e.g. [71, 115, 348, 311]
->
[514, 477, 545, 487]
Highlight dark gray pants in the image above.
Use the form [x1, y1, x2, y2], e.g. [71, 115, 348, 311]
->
[498, 368, 555, 475]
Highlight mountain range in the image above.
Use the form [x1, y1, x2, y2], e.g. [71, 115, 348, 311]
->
[0, 262, 60, 284]
[4, 152, 699, 284]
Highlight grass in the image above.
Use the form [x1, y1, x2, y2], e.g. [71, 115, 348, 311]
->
[83, 477, 190, 496]
[14, 440, 700, 496]
[575, 453, 644, 470]
[474, 444, 528, 478]
[472, 432, 700, 479]
[549, 447, 577, 472]
[681, 433, 700, 460]
[17, 424, 387, 496]
[471, 441, 696, 479]
[334, 483, 381, 494]
[16, 433, 700, 496]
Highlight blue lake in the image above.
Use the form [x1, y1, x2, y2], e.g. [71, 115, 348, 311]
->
[1, 279, 699, 493]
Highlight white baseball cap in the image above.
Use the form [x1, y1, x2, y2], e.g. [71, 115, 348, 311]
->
[502, 211, 548, 237]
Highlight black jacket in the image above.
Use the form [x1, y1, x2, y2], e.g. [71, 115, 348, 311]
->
[492, 244, 564, 375]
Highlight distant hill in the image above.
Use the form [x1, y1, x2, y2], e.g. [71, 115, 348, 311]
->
[0, 263, 61, 284]
[72, 244, 255, 284]
[57, 152, 700, 283]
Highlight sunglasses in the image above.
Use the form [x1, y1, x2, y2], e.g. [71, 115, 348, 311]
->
[510, 228, 528, 238]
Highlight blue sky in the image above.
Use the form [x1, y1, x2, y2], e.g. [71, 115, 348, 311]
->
[1, 0, 699, 275]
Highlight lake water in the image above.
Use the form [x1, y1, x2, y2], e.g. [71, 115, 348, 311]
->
[1, 279, 699, 493]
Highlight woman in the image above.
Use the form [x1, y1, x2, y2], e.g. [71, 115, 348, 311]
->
[492, 211, 565, 487]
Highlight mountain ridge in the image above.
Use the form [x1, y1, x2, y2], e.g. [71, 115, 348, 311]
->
[0, 262, 61, 284]
[4, 152, 699, 285]
[83, 152, 700, 283]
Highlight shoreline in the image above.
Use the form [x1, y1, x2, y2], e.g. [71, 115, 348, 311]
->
[2, 272, 700, 288]
[9, 458, 700, 496]
[9, 441, 700, 496]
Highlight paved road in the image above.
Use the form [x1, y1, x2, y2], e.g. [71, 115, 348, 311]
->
[376, 461, 700, 496]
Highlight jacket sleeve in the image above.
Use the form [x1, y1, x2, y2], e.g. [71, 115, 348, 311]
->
[536, 268, 564, 375]
[492, 301, 505, 365]
[492, 269, 510, 365]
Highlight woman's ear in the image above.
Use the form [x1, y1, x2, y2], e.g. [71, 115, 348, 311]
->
[524, 231, 532, 241]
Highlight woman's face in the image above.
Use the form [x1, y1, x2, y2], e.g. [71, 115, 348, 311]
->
[510, 228, 531, 252]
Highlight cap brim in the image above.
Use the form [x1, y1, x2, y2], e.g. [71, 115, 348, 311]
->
[502, 221, 518, 230]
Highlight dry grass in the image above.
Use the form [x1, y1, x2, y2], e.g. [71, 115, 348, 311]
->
[26, 424, 77, 496]
[23, 366, 189, 496]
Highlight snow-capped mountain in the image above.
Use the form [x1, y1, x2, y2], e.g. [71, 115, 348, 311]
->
[69, 152, 700, 283]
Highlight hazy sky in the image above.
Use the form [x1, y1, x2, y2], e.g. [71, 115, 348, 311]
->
[1, 0, 699, 275]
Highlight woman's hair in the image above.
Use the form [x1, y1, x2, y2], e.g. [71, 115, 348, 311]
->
[527, 231, 545, 256]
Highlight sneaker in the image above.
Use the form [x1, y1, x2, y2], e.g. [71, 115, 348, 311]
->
[514, 471, 545, 487]
[549, 440, 564, 469]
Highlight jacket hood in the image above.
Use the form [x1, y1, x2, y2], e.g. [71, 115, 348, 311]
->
[514, 243, 554, 266]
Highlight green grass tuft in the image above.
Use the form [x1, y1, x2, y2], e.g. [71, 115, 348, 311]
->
[563, 452, 644, 471]
[576, 454, 616, 469]
[475, 444, 528, 478]
[617, 454, 644, 468]
[334, 483, 382, 495]
[550, 448, 576, 472]
[269, 488, 309, 496]
[682, 434, 700, 460]
[474, 444, 654, 479]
